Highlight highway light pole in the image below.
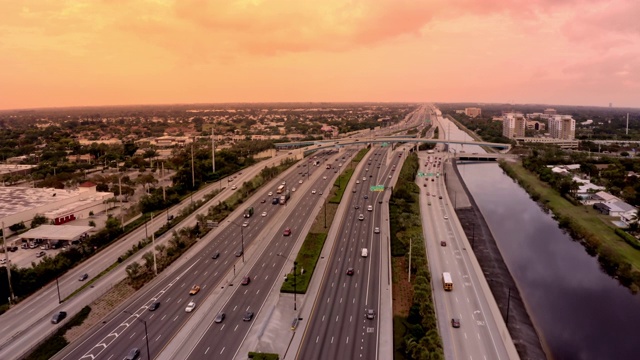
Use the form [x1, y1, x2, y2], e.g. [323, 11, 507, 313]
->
[123, 310, 150, 360]
[229, 220, 245, 263]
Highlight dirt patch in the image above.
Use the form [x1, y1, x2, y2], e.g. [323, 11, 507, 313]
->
[392, 257, 413, 317]
[64, 281, 136, 343]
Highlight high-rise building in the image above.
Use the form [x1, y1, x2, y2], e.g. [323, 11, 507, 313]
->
[544, 108, 557, 115]
[502, 113, 526, 138]
[548, 115, 576, 140]
[464, 107, 482, 117]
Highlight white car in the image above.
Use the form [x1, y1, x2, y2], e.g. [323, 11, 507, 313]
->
[268, 191, 273, 196]
[388, 175, 392, 179]
[444, 215, 449, 220]
[299, 179, 303, 184]
[292, 187, 297, 192]
[242, 221, 249, 227]
[367, 205, 373, 212]
[231, 185, 237, 190]
[374, 227, 380, 234]
[261, 212, 267, 217]
[185, 301, 196, 313]
[358, 214, 364, 221]
[356, 180, 360, 184]
[362, 177, 366, 181]
[312, 189, 316, 194]
[323, 176, 327, 180]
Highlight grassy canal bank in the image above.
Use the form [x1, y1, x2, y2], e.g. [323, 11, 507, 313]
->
[500, 160, 640, 292]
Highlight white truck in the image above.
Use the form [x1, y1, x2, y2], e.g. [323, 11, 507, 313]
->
[361, 248, 368, 257]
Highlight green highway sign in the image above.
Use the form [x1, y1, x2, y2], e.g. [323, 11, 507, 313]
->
[417, 172, 425, 177]
[370, 185, 385, 192]
[381, 142, 388, 147]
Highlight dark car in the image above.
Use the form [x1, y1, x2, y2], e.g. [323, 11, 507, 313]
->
[378, 199, 383, 204]
[241, 276, 251, 285]
[439, 195, 443, 199]
[261, 199, 266, 203]
[51, 311, 67, 324]
[243, 311, 254, 321]
[354, 205, 360, 209]
[214, 312, 226, 323]
[366, 309, 375, 319]
[363, 195, 368, 199]
[235, 250, 243, 257]
[124, 348, 140, 360]
[212, 252, 220, 259]
[440, 241, 447, 247]
[272, 198, 280, 204]
[78, 273, 88, 281]
[451, 318, 460, 328]
[148, 301, 160, 311]
[346, 268, 354, 276]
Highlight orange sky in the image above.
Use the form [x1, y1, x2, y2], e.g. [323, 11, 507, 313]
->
[1, 0, 639, 110]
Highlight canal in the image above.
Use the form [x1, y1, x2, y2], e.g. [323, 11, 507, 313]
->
[458, 162, 640, 360]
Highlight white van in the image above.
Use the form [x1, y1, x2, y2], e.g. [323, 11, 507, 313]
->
[361, 248, 368, 257]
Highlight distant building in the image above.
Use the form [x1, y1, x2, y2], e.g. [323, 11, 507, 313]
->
[515, 137, 579, 149]
[502, 113, 526, 139]
[548, 115, 576, 140]
[544, 108, 557, 115]
[464, 107, 482, 117]
[526, 120, 546, 131]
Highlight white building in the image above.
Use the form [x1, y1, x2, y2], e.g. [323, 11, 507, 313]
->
[502, 113, 526, 139]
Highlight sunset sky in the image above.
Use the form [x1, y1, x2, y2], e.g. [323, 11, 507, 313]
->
[1, 0, 639, 110]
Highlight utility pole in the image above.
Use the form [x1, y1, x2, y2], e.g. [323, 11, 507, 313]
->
[119, 175, 124, 231]
[162, 162, 166, 202]
[191, 139, 195, 205]
[151, 213, 157, 275]
[211, 127, 215, 176]
[2, 222, 15, 303]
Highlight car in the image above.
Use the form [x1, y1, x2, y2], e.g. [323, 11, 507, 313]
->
[428, 202, 431, 206]
[388, 175, 392, 179]
[440, 241, 447, 247]
[235, 249, 243, 257]
[362, 177, 366, 181]
[268, 191, 273, 196]
[51, 311, 67, 324]
[241, 276, 251, 285]
[242, 221, 249, 227]
[365, 168, 369, 172]
[231, 185, 237, 190]
[283, 228, 292, 236]
[433, 194, 436, 197]
[323, 176, 327, 180]
[352, 189, 357, 193]
[444, 215, 449, 220]
[312, 189, 316, 194]
[185, 301, 196, 313]
[364, 195, 368, 199]
[358, 214, 364, 221]
[334, 170, 338, 173]
[439, 195, 443, 199]
[374, 227, 380, 234]
[378, 199, 383, 204]
[367, 205, 373, 212]
[189, 285, 201, 295]
[451, 318, 460, 328]
[124, 348, 141, 360]
[319, 191, 323, 195]
[212, 252, 220, 259]
[356, 180, 360, 184]
[366, 309, 375, 320]
[78, 273, 89, 281]
[346, 268, 354, 276]
[292, 187, 296, 192]
[427, 192, 430, 196]
[243, 311, 254, 321]
[272, 198, 280, 204]
[261, 211, 267, 217]
[369, 174, 373, 178]
[354, 204, 360, 209]
[432, 178, 435, 182]
[298, 179, 303, 184]
[214, 312, 226, 323]
[148, 301, 160, 311]
[36, 251, 45, 258]
[423, 183, 427, 187]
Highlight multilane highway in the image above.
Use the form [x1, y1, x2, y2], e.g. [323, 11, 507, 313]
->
[53, 150, 342, 360]
[296, 147, 401, 360]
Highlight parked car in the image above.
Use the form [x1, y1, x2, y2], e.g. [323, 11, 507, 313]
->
[36, 251, 46, 258]
[51, 311, 67, 324]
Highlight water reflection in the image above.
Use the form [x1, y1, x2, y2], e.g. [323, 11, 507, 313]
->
[460, 162, 640, 360]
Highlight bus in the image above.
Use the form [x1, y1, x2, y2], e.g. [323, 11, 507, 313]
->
[276, 184, 285, 194]
[442, 272, 453, 291]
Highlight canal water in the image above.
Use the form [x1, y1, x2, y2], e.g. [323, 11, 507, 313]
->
[458, 162, 640, 360]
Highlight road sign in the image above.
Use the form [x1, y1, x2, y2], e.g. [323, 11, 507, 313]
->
[381, 142, 388, 147]
[417, 172, 425, 177]
[370, 185, 385, 192]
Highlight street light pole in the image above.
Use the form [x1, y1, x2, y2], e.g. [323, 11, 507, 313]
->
[123, 311, 150, 360]
[294, 261, 298, 311]
[241, 225, 245, 263]
[56, 278, 62, 304]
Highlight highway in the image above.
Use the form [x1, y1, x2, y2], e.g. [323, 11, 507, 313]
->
[0, 151, 300, 359]
[53, 149, 348, 360]
[296, 147, 401, 360]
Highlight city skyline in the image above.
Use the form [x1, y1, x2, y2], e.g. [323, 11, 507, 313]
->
[2, 0, 639, 110]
